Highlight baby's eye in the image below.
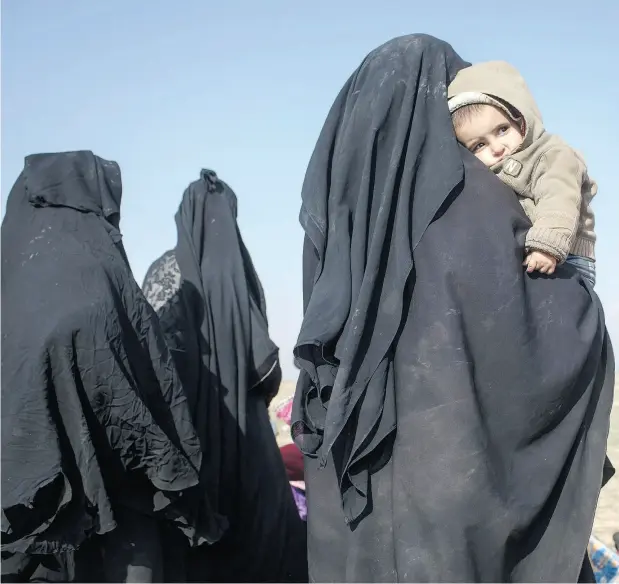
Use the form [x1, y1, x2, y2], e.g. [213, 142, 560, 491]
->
[497, 125, 509, 135]
[471, 142, 485, 153]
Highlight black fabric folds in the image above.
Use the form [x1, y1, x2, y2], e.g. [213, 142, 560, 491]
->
[1, 152, 205, 559]
[293, 35, 615, 582]
[142, 170, 307, 582]
[292, 34, 470, 524]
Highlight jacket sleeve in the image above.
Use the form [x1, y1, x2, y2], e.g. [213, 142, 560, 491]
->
[525, 146, 583, 263]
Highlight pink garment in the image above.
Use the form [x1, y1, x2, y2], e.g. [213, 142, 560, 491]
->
[275, 396, 293, 425]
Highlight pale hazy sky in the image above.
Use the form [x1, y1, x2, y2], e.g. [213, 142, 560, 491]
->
[2, 0, 617, 379]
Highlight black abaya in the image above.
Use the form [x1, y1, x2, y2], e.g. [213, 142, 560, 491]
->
[1, 152, 209, 581]
[292, 35, 614, 582]
[142, 170, 307, 582]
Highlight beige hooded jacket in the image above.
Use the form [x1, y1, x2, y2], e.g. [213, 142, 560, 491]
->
[447, 61, 596, 262]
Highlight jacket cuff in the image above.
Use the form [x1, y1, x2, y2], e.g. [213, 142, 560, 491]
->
[525, 228, 571, 263]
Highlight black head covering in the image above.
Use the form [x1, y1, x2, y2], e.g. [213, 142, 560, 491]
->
[175, 169, 278, 392]
[292, 34, 469, 523]
[24, 151, 122, 227]
[1, 151, 205, 556]
[143, 171, 306, 582]
[143, 170, 281, 415]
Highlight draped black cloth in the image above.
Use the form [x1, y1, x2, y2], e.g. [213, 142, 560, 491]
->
[1, 151, 209, 581]
[292, 35, 614, 582]
[142, 170, 307, 582]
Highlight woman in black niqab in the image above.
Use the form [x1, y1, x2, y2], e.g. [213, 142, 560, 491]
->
[1, 151, 213, 582]
[292, 34, 614, 582]
[142, 170, 307, 583]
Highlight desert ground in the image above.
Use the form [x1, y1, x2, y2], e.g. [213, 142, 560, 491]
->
[593, 377, 618, 547]
[270, 378, 618, 547]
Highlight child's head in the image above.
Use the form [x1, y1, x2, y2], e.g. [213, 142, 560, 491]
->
[449, 94, 524, 167]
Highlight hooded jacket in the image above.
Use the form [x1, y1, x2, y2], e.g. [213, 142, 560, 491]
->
[448, 61, 596, 262]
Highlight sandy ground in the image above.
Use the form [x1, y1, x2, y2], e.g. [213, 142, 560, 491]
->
[270, 378, 618, 546]
[592, 377, 618, 547]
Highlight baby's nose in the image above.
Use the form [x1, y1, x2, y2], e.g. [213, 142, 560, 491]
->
[491, 142, 506, 156]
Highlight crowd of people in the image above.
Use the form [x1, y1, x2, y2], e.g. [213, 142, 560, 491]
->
[1, 33, 616, 582]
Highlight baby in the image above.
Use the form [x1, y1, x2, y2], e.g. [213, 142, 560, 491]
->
[447, 61, 597, 285]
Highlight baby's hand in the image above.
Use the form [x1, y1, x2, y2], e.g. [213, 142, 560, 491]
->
[523, 251, 557, 275]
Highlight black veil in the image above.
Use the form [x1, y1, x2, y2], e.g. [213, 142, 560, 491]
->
[292, 34, 470, 524]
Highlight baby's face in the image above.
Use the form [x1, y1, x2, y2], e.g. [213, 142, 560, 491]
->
[455, 105, 523, 166]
